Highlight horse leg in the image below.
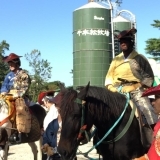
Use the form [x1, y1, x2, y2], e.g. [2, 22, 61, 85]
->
[28, 142, 38, 160]
[0, 147, 5, 160]
[36, 136, 48, 160]
[0, 128, 9, 160]
[3, 142, 9, 160]
[35, 136, 43, 160]
[0, 142, 9, 160]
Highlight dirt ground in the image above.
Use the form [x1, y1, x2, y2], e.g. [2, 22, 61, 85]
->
[8, 143, 34, 160]
[7, 140, 101, 160]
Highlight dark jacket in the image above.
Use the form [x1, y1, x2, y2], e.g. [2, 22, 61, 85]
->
[43, 118, 59, 147]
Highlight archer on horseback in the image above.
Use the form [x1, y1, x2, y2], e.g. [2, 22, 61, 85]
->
[105, 28, 158, 138]
[0, 53, 31, 134]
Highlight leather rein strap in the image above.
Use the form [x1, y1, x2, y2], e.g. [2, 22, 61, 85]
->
[75, 98, 91, 143]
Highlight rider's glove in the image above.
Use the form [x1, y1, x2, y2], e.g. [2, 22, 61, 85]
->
[41, 143, 49, 154]
[107, 84, 117, 92]
[121, 83, 141, 93]
[47, 147, 57, 156]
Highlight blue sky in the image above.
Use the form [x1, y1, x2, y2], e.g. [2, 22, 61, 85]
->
[0, 0, 159, 86]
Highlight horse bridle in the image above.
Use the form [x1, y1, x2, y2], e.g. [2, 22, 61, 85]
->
[74, 98, 92, 144]
[75, 93, 135, 145]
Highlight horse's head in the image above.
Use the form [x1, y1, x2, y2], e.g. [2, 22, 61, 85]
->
[58, 82, 90, 160]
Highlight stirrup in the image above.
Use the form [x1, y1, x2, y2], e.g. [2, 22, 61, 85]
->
[8, 132, 22, 144]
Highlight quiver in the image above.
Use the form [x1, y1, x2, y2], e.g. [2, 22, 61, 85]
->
[15, 98, 31, 133]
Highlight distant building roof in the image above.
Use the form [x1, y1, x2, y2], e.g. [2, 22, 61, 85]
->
[113, 15, 130, 22]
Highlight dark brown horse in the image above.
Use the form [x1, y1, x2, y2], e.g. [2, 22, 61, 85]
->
[57, 83, 149, 160]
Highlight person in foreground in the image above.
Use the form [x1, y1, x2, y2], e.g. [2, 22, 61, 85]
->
[134, 84, 160, 160]
[39, 91, 61, 160]
[105, 28, 158, 126]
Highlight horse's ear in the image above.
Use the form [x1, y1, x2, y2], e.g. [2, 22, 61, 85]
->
[58, 82, 67, 92]
[77, 82, 90, 100]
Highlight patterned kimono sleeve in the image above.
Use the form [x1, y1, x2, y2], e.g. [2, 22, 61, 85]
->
[105, 58, 116, 86]
[14, 70, 31, 96]
[129, 54, 154, 87]
[155, 128, 160, 156]
[147, 122, 160, 159]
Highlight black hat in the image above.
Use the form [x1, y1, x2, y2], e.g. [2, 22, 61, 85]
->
[115, 28, 137, 40]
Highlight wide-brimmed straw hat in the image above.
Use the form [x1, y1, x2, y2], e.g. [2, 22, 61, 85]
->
[115, 28, 137, 40]
[3, 53, 22, 62]
[142, 84, 160, 97]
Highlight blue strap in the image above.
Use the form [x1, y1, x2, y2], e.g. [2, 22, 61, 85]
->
[78, 91, 130, 159]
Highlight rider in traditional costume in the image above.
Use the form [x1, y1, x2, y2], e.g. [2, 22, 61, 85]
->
[0, 53, 31, 133]
[1, 53, 30, 97]
[105, 28, 158, 126]
[135, 85, 160, 160]
[38, 91, 61, 160]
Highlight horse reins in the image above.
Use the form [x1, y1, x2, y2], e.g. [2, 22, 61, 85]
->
[75, 98, 92, 143]
[74, 92, 136, 160]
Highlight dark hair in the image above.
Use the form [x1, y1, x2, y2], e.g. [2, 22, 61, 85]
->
[43, 96, 54, 103]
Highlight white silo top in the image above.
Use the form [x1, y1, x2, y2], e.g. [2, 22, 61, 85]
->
[113, 15, 130, 22]
[148, 58, 159, 76]
[74, 2, 107, 11]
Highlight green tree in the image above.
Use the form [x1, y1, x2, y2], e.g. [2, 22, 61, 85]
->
[145, 20, 160, 60]
[25, 49, 52, 102]
[151, 20, 160, 29]
[0, 40, 9, 55]
[46, 81, 73, 91]
[47, 81, 63, 91]
[0, 40, 10, 86]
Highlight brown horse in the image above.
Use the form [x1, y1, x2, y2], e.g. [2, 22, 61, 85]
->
[0, 102, 46, 160]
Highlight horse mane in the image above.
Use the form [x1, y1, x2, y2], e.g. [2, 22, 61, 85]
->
[85, 86, 127, 121]
[60, 89, 78, 119]
[60, 86, 127, 121]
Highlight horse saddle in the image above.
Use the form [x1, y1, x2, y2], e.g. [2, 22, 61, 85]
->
[0, 95, 41, 144]
[9, 113, 41, 144]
